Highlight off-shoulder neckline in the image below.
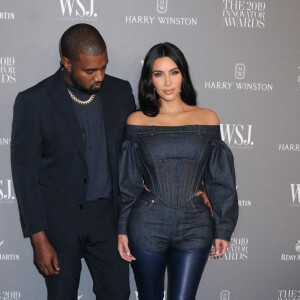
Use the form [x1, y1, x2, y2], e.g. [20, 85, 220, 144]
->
[125, 124, 221, 135]
[126, 124, 220, 128]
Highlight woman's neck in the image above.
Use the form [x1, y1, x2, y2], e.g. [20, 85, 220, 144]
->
[159, 98, 187, 115]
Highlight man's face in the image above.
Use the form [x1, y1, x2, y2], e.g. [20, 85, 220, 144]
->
[65, 51, 108, 94]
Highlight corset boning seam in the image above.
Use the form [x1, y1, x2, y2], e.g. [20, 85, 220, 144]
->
[194, 157, 209, 196]
[193, 139, 210, 195]
[139, 136, 157, 194]
[138, 134, 211, 208]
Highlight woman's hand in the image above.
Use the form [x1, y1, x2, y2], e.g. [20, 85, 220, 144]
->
[118, 234, 136, 262]
[211, 239, 229, 257]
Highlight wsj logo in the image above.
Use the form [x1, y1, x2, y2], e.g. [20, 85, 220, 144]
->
[290, 184, 300, 207]
[157, 0, 168, 14]
[220, 290, 230, 300]
[220, 124, 254, 148]
[235, 63, 245, 80]
[0, 180, 15, 204]
[59, 0, 97, 18]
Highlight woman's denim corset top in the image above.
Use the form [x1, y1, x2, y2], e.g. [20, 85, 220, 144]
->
[118, 124, 239, 241]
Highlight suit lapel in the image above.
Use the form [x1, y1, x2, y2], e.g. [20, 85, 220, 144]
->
[51, 69, 87, 168]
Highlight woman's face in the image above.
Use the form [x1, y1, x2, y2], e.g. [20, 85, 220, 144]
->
[151, 57, 183, 103]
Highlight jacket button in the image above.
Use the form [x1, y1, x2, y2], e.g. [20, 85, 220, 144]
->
[78, 205, 84, 209]
[82, 178, 87, 183]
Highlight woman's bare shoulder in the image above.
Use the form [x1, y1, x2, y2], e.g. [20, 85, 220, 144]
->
[194, 107, 220, 125]
[126, 111, 149, 125]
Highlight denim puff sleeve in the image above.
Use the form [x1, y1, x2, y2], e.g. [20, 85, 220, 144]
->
[118, 140, 144, 235]
[204, 138, 239, 242]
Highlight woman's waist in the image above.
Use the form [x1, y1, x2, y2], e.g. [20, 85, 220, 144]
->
[140, 186, 206, 208]
[142, 161, 206, 207]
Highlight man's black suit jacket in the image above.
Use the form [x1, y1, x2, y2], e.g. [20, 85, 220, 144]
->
[11, 69, 135, 251]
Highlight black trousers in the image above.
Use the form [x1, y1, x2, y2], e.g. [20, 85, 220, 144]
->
[45, 199, 129, 300]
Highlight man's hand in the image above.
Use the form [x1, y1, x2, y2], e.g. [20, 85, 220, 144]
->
[31, 231, 60, 276]
[211, 239, 229, 257]
[118, 235, 136, 262]
[195, 187, 214, 218]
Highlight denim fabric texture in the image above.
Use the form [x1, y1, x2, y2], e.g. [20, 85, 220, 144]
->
[128, 190, 214, 252]
[118, 125, 238, 249]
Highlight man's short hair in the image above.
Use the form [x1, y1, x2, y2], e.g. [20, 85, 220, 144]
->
[60, 23, 106, 61]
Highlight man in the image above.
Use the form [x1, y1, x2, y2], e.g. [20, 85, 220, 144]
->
[11, 24, 135, 300]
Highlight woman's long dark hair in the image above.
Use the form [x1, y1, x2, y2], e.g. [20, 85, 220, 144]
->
[138, 42, 197, 117]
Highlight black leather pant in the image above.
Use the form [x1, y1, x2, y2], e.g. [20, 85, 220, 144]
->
[130, 239, 211, 300]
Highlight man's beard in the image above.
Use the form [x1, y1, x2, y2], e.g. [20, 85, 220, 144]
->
[70, 73, 102, 95]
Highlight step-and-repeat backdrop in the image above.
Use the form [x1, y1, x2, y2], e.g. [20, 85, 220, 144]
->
[0, 1, 299, 299]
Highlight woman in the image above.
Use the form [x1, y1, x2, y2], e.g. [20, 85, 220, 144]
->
[117, 42, 238, 300]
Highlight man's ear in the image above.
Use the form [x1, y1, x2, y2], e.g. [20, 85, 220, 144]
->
[61, 56, 72, 72]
